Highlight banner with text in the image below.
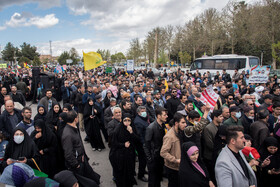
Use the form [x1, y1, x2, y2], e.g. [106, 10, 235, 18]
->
[200, 85, 219, 112]
[248, 65, 270, 83]
[126, 60, 134, 73]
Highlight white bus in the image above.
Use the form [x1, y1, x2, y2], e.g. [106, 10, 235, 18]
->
[190, 54, 260, 77]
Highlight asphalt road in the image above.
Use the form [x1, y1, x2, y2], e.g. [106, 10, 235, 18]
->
[28, 101, 167, 187]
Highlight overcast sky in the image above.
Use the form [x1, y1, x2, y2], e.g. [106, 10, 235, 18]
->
[0, 0, 258, 57]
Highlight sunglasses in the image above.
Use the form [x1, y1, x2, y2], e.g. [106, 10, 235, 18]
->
[172, 91, 177, 93]
[228, 98, 233, 100]
[123, 119, 131, 122]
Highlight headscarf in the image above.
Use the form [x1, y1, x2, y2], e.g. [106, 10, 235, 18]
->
[259, 137, 279, 160]
[186, 145, 205, 177]
[0, 163, 35, 187]
[54, 170, 78, 187]
[34, 105, 46, 122]
[62, 103, 73, 112]
[45, 103, 62, 129]
[31, 119, 56, 151]
[4, 127, 37, 161]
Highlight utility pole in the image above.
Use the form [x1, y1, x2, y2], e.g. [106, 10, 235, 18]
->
[153, 31, 158, 68]
[49, 40, 52, 63]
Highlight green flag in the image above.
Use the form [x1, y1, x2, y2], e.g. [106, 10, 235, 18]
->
[193, 102, 203, 117]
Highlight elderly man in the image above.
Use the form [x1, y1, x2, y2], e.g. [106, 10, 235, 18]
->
[0, 100, 23, 140]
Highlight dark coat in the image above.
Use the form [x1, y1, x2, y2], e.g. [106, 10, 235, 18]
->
[166, 96, 180, 121]
[104, 106, 113, 129]
[145, 103, 156, 123]
[240, 115, 254, 135]
[250, 120, 270, 150]
[134, 115, 149, 144]
[75, 91, 84, 113]
[144, 120, 166, 162]
[61, 86, 72, 102]
[10, 92, 26, 106]
[0, 109, 23, 140]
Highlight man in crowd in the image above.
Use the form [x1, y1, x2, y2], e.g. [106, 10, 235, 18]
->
[39, 89, 58, 112]
[144, 107, 168, 187]
[16, 106, 34, 136]
[10, 85, 26, 106]
[0, 100, 23, 140]
[215, 126, 257, 187]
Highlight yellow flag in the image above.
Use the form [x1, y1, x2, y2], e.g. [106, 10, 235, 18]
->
[164, 79, 168, 92]
[83, 51, 106, 71]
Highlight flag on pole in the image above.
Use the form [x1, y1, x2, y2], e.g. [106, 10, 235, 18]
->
[200, 85, 219, 112]
[193, 103, 203, 117]
[83, 51, 106, 71]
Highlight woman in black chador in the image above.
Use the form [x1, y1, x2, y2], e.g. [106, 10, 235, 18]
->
[31, 119, 58, 177]
[84, 98, 105, 151]
[109, 113, 140, 187]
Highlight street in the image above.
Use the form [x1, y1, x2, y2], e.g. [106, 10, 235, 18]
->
[28, 101, 167, 187]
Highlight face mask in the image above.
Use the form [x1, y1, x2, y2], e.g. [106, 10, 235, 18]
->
[248, 116, 254, 120]
[141, 112, 147, 118]
[14, 135, 24, 144]
[194, 121, 199, 125]
[235, 112, 241, 119]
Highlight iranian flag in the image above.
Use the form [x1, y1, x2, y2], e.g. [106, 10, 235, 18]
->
[193, 102, 203, 117]
[242, 147, 260, 160]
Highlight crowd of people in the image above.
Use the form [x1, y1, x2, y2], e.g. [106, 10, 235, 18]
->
[0, 66, 279, 187]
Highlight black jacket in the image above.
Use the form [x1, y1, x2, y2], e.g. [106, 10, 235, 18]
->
[0, 109, 23, 140]
[166, 96, 180, 121]
[75, 91, 84, 113]
[61, 86, 72, 102]
[144, 120, 166, 162]
[61, 124, 86, 170]
[10, 92, 26, 106]
[240, 115, 254, 135]
[145, 103, 156, 123]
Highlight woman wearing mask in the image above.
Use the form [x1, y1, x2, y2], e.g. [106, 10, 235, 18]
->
[45, 103, 62, 132]
[259, 137, 280, 187]
[84, 98, 105, 151]
[109, 114, 140, 187]
[2, 127, 40, 170]
[31, 119, 58, 177]
[179, 142, 215, 187]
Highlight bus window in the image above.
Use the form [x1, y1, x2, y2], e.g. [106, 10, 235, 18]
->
[203, 60, 215, 69]
[215, 60, 228, 69]
[238, 59, 246, 69]
[191, 61, 202, 70]
[249, 58, 259, 67]
[228, 59, 238, 70]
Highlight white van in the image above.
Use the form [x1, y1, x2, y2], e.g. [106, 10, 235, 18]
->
[190, 54, 260, 77]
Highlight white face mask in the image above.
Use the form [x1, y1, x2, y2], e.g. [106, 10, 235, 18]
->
[248, 116, 254, 120]
[235, 112, 241, 119]
[14, 135, 24, 144]
[141, 112, 147, 118]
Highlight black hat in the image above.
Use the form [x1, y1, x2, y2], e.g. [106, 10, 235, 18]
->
[229, 106, 241, 113]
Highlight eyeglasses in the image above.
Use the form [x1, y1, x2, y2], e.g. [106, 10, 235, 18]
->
[123, 119, 131, 122]
[172, 91, 177, 93]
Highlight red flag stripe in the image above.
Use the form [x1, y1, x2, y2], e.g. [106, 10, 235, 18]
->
[202, 91, 216, 106]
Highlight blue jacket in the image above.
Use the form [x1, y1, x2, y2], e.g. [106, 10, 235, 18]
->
[134, 115, 149, 144]
[16, 120, 35, 136]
